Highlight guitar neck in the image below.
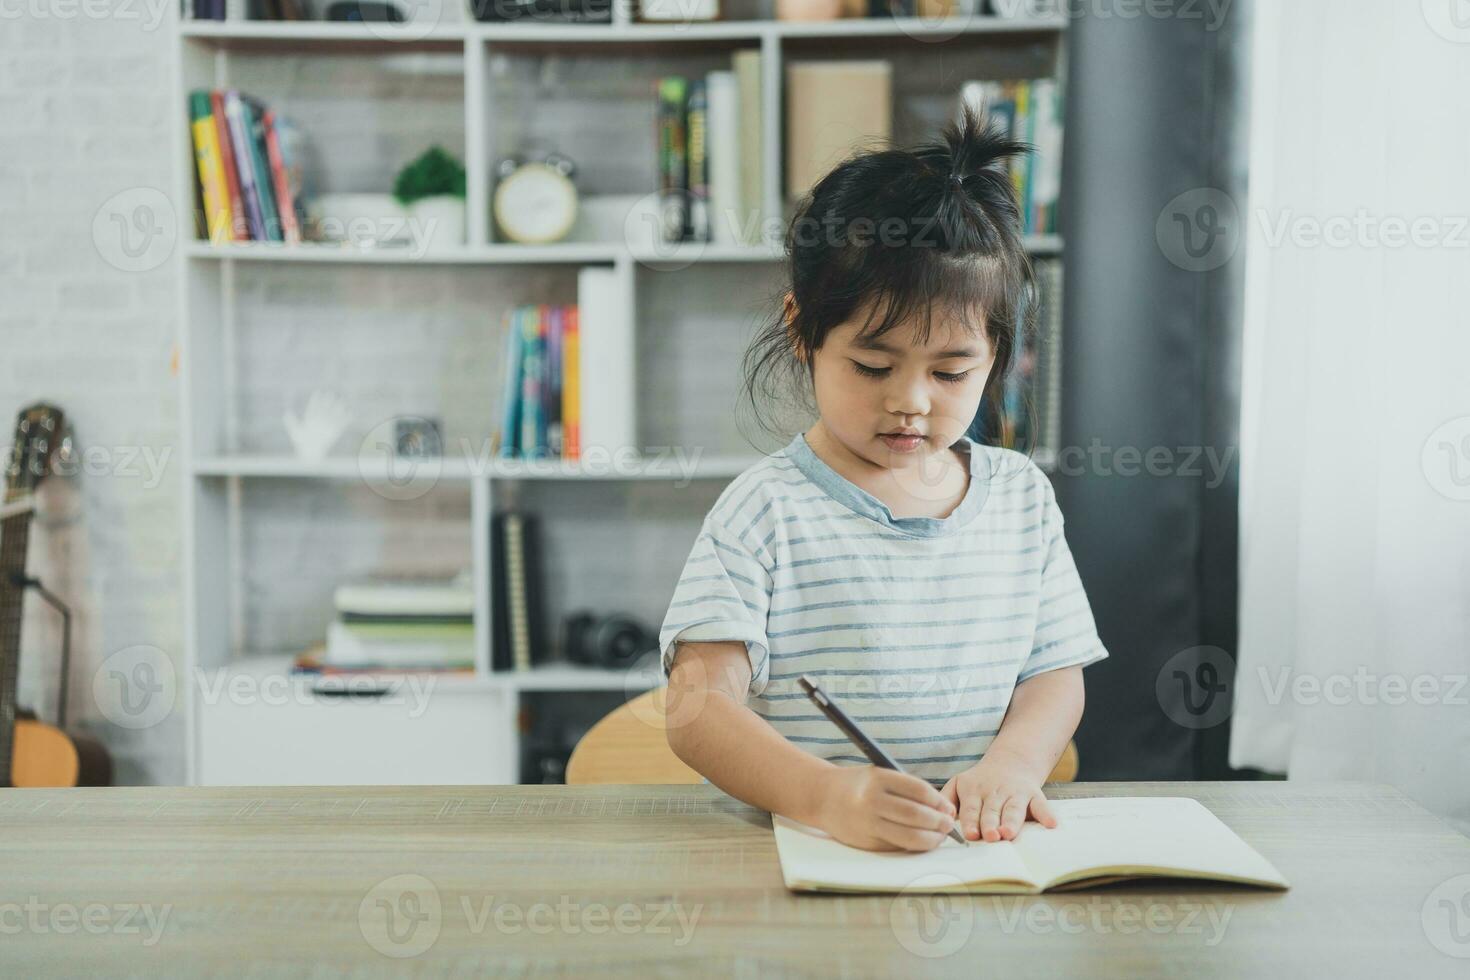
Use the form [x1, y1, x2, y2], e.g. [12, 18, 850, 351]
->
[0, 489, 32, 788]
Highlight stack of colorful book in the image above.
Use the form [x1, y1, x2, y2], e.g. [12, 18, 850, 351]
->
[187, 88, 303, 245]
[495, 303, 578, 461]
[299, 576, 476, 675]
[656, 48, 764, 246]
[959, 79, 1065, 236]
[495, 266, 635, 462]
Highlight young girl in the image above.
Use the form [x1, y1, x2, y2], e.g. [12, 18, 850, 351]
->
[657, 106, 1108, 853]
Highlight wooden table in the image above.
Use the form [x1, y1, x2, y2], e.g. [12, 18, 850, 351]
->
[2, 781, 1468, 977]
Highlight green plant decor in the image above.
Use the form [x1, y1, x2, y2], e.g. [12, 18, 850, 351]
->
[393, 146, 467, 206]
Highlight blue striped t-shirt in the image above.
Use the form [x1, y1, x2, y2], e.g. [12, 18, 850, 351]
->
[658, 430, 1109, 784]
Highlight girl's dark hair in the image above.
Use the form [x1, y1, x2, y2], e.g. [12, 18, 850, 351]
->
[739, 103, 1038, 456]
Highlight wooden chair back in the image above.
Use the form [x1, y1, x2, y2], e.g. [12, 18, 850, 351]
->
[566, 689, 1081, 785]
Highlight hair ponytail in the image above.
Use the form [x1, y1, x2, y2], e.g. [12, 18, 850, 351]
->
[740, 102, 1040, 457]
[923, 102, 1031, 256]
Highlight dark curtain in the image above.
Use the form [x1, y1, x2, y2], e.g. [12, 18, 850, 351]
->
[1055, 2, 1253, 779]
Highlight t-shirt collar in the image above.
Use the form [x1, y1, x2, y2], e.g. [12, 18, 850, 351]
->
[783, 430, 991, 537]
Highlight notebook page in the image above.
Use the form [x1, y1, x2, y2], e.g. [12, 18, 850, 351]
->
[1012, 797, 1289, 889]
[772, 815, 1039, 892]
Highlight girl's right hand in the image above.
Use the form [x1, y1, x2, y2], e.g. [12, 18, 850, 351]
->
[815, 765, 959, 852]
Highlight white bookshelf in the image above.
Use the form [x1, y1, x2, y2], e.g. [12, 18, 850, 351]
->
[177, 13, 1068, 46]
[170, 4, 1067, 786]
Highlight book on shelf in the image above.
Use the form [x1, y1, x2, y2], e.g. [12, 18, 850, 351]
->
[546, 305, 564, 458]
[238, 93, 283, 243]
[221, 91, 264, 240]
[575, 267, 634, 459]
[187, 88, 303, 245]
[188, 92, 232, 244]
[657, 77, 689, 244]
[491, 512, 546, 673]
[495, 302, 580, 461]
[959, 78, 1064, 236]
[685, 79, 710, 243]
[785, 60, 892, 204]
[209, 91, 249, 241]
[323, 620, 475, 671]
[261, 108, 302, 243]
[562, 304, 581, 460]
[706, 71, 741, 245]
[333, 577, 475, 619]
[733, 49, 763, 244]
[519, 306, 546, 456]
[656, 48, 764, 246]
[187, 0, 307, 19]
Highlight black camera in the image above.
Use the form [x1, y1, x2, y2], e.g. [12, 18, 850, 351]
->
[562, 610, 653, 669]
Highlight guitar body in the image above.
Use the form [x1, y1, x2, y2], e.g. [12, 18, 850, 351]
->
[10, 719, 111, 788]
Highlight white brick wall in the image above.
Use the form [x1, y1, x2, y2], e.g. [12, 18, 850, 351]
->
[1, 9, 183, 785]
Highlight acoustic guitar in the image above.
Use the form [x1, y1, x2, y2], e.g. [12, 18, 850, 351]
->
[2, 403, 111, 788]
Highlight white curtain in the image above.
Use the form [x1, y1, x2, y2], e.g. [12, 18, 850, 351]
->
[1234, 0, 1470, 836]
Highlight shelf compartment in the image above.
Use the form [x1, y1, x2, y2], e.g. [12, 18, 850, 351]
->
[230, 480, 474, 664]
[778, 33, 1063, 215]
[179, 44, 466, 253]
[479, 38, 767, 249]
[206, 261, 577, 462]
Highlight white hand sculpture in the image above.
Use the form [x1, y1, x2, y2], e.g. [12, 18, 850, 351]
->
[283, 390, 352, 461]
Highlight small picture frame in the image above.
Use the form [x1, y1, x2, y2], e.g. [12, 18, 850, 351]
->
[394, 417, 442, 458]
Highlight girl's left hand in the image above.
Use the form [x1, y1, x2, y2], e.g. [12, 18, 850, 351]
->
[940, 747, 1059, 842]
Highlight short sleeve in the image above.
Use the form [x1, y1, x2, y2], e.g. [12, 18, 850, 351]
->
[1018, 476, 1110, 683]
[658, 517, 773, 697]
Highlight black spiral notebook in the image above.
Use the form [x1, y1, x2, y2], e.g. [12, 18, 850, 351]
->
[491, 512, 545, 673]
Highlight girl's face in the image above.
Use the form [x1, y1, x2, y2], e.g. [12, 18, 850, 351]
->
[792, 293, 995, 473]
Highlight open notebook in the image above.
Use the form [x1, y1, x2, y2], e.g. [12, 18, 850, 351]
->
[773, 797, 1290, 894]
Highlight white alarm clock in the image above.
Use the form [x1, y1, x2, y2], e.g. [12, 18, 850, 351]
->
[492, 152, 579, 244]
